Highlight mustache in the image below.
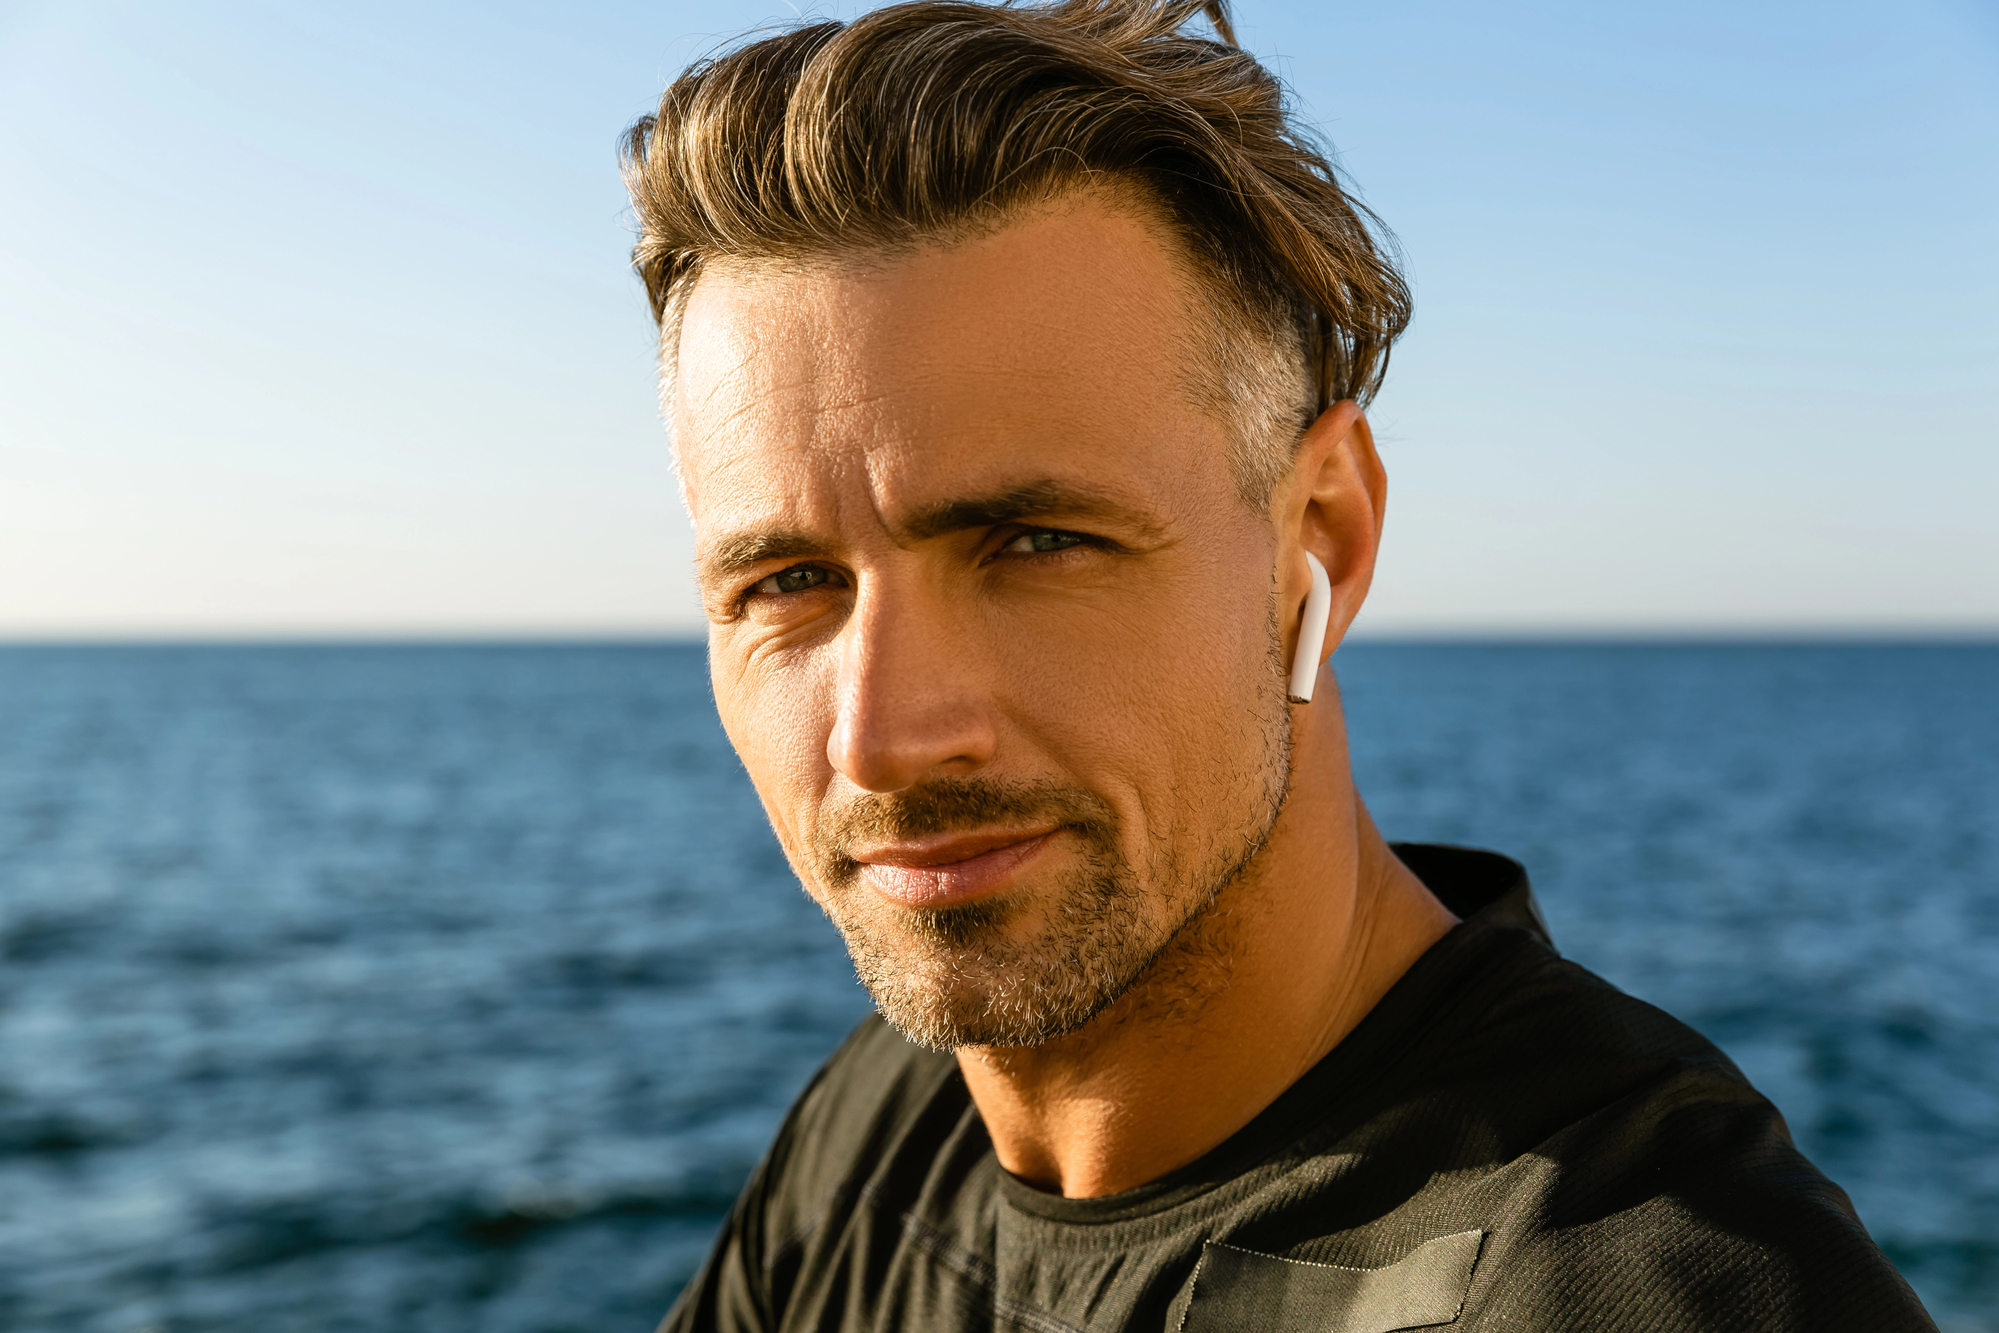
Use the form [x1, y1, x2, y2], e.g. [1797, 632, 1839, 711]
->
[814, 778, 1118, 882]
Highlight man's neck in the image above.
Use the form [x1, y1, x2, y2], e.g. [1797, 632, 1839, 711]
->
[953, 684, 1458, 1199]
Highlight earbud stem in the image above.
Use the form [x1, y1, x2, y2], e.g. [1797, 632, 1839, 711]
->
[1287, 551, 1332, 704]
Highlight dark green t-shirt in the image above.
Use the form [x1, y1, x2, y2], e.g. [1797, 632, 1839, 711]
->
[661, 845, 1934, 1332]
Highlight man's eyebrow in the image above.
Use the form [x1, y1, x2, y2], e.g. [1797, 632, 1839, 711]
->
[899, 479, 1160, 544]
[698, 479, 1161, 584]
[699, 531, 826, 583]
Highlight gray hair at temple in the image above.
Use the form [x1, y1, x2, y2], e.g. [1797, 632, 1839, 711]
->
[620, 0, 1411, 507]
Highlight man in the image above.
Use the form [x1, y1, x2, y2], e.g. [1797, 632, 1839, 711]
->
[621, 1, 1935, 1328]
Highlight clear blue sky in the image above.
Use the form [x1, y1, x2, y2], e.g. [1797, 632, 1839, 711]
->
[2, 0, 1994, 636]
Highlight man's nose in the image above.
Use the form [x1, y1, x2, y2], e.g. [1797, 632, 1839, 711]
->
[826, 588, 998, 793]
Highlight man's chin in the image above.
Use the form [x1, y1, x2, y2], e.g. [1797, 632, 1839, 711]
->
[812, 825, 1177, 1050]
[836, 923, 1148, 1052]
[865, 977, 1113, 1053]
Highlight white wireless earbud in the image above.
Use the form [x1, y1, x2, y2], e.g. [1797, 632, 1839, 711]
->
[1286, 551, 1332, 704]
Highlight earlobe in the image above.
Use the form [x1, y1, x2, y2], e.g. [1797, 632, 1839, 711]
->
[1287, 551, 1333, 704]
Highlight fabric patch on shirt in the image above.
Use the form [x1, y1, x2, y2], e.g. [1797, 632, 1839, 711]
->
[1178, 1231, 1484, 1333]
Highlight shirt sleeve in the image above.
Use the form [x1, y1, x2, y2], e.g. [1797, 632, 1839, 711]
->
[654, 1034, 863, 1333]
[654, 1148, 779, 1333]
[653, 1016, 938, 1333]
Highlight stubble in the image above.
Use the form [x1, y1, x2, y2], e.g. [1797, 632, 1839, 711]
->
[806, 620, 1294, 1052]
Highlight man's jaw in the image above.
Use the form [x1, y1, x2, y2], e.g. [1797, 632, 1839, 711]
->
[848, 827, 1059, 909]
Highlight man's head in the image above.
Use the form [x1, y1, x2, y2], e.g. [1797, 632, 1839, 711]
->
[623, 0, 1407, 505]
[624, 0, 1407, 1050]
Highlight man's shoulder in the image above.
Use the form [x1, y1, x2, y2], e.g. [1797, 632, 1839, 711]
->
[1455, 940, 1744, 1096]
[1380, 942, 1931, 1327]
[1386, 844, 1775, 1136]
[757, 1013, 964, 1225]
[1416, 924, 1815, 1210]
[799, 1012, 960, 1136]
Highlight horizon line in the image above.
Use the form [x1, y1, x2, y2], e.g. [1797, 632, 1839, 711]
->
[2, 628, 1996, 648]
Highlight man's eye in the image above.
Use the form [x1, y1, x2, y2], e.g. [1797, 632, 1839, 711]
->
[1003, 529, 1086, 554]
[754, 564, 840, 596]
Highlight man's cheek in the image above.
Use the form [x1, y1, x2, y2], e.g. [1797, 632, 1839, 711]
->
[717, 664, 840, 885]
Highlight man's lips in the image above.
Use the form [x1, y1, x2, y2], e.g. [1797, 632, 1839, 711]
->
[851, 829, 1057, 909]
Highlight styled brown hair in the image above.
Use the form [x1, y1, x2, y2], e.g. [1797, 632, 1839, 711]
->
[622, 0, 1410, 501]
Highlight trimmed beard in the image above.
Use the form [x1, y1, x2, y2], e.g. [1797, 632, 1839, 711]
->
[808, 644, 1293, 1052]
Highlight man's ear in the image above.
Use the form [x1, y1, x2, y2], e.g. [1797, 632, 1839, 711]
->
[1277, 400, 1387, 676]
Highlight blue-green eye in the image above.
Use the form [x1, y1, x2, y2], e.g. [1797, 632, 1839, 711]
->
[756, 564, 838, 595]
[1005, 529, 1086, 554]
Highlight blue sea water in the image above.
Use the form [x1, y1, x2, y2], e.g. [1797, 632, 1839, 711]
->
[0, 641, 1993, 1332]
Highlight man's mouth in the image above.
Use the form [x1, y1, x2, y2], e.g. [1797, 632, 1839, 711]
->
[849, 829, 1058, 908]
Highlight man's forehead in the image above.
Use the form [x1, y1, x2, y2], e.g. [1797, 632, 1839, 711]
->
[673, 200, 1201, 445]
[672, 198, 1222, 554]
[676, 191, 1196, 353]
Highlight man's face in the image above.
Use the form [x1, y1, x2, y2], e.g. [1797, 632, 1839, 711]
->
[676, 197, 1296, 1050]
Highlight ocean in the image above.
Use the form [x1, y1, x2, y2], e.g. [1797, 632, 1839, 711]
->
[0, 642, 1993, 1331]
